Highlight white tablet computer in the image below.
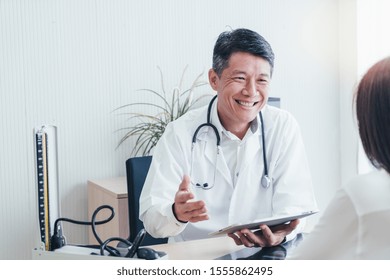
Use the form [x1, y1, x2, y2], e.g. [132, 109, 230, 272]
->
[209, 210, 318, 236]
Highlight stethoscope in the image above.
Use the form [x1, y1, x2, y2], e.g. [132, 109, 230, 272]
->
[190, 95, 271, 190]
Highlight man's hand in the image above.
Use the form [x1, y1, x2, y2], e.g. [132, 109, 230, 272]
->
[173, 175, 209, 223]
[228, 219, 300, 247]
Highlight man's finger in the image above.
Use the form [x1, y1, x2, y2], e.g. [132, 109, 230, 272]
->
[175, 191, 194, 203]
[188, 213, 209, 223]
[259, 224, 273, 239]
[236, 231, 255, 247]
[178, 175, 191, 191]
[288, 219, 300, 230]
[228, 233, 243, 246]
[180, 200, 205, 214]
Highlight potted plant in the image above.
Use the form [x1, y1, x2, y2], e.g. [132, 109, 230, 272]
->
[114, 66, 210, 156]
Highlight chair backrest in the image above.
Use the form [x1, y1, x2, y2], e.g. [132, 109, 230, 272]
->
[125, 155, 168, 246]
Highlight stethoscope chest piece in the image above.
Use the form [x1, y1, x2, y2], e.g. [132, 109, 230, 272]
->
[261, 175, 271, 189]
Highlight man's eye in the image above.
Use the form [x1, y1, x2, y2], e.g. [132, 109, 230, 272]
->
[234, 77, 245, 80]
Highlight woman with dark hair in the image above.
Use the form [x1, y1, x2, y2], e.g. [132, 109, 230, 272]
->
[289, 57, 390, 259]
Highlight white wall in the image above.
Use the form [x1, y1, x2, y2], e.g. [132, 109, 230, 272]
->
[0, 0, 346, 259]
[339, 1, 359, 186]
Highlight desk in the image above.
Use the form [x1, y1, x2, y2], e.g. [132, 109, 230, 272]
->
[148, 234, 302, 260]
[32, 236, 238, 260]
[32, 235, 302, 260]
[149, 236, 241, 260]
[32, 236, 242, 260]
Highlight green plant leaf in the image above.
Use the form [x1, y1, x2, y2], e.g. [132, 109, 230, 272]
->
[115, 67, 209, 156]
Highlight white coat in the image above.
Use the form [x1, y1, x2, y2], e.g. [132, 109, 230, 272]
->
[139, 100, 317, 242]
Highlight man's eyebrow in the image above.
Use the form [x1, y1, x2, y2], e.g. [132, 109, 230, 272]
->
[231, 70, 270, 78]
[231, 70, 247, 75]
[259, 73, 270, 78]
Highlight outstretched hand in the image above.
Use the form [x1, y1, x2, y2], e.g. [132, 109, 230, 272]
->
[173, 175, 209, 223]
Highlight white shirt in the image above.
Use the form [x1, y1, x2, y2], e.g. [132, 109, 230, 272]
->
[288, 169, 390, 259]
[211, 102, 259, 186]
[139, 100, 317, 242]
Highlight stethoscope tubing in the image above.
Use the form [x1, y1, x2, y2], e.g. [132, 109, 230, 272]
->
[191, 95, 270, 189]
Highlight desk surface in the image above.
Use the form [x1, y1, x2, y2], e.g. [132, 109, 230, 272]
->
[32, 237, 238, 260]
[87, 176, 127, 199]
[149, 236, 242, 260]
[148, 234, 303, 260]
[33, 235, 302, 260]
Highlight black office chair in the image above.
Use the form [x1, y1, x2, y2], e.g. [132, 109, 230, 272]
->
[125, 155, 168, 246]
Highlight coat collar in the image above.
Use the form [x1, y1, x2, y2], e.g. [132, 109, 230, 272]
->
[192, 99, 272, 187]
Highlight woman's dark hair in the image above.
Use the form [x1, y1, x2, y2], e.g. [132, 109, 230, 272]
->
[212, 28, 275, 77]
[355, 57, 390, 173]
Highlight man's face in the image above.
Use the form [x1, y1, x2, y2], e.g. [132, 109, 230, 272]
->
[209, 52, 271, 134]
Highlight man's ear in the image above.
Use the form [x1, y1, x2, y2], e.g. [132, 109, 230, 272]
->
[208, 68, 219, 91]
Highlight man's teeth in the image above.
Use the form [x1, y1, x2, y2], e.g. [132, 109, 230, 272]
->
[237, 100, 256, 107]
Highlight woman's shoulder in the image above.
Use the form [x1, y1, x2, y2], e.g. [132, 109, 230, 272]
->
[344, 169, 390, 190]
[343, 169, 390, 214]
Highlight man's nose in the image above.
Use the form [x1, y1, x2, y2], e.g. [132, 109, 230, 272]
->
[242, 80, 257, 97]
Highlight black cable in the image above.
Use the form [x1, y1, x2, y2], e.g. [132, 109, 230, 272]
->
[51, 205, 115, 251]
[90, 205, 115, 245]
[52, 205, 115, 236]
[51, 204, 142, 258]
[100, 237, 132, 257]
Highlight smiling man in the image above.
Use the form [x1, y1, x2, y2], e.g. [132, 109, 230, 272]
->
[140, 28, 317, 247]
